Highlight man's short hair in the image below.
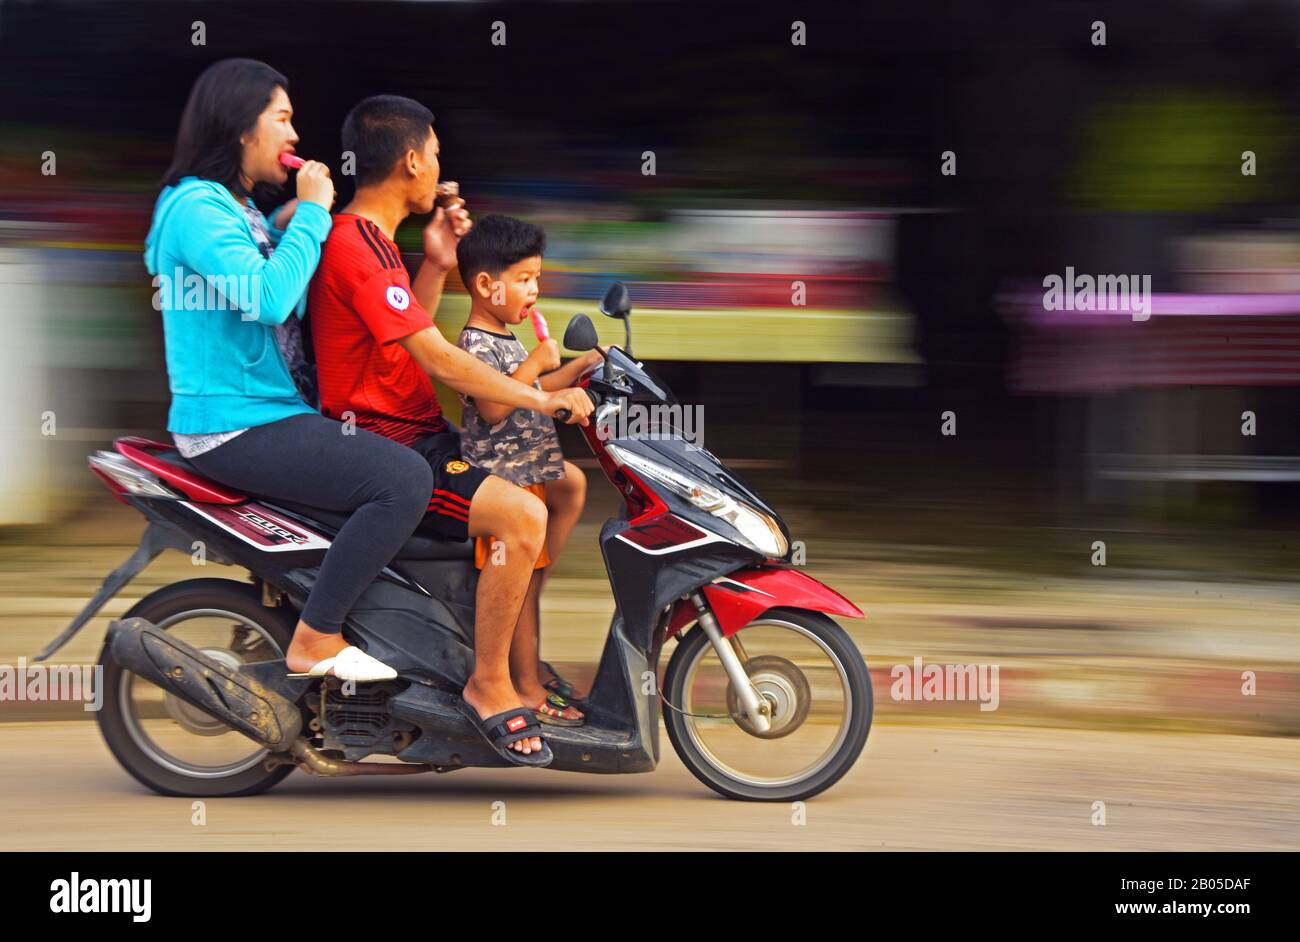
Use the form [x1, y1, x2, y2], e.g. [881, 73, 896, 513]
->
[457, 214, 547, 289]
[341, 95, 435, 187]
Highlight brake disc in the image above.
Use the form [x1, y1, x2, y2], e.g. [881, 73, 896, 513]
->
[727, 655, 812, 739]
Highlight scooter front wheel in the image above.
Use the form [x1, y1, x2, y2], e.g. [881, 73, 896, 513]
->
[662, 608, 872, 801]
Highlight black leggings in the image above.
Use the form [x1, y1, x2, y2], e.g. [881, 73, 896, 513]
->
[188, 413, 434, 633]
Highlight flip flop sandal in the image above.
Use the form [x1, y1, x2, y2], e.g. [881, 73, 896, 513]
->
[533, 692, 584, 727]
[540, 660, 581, 701]
[456, 702, 553, 767]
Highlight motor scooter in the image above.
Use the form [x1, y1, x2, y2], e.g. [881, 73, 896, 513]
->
[38, 283, 872, 801]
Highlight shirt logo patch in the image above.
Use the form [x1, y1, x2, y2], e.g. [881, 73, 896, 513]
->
[385, 286, 410, 311]
[444, 459, 470, 475]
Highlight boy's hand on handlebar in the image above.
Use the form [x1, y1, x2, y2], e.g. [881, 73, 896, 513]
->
[295, 161, 335, 211]
[544, 388, 594, 426]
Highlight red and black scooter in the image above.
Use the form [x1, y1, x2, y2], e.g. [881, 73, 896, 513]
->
[38, 283, 872, 801]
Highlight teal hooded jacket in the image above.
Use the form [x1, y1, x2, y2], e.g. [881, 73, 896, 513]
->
[144, 176, 331, 433]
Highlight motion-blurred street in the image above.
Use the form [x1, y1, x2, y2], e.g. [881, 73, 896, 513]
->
[4, 720, 1297, 851]
[2, 493, 1297, 851]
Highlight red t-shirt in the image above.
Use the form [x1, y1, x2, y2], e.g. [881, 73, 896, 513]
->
[309, 214, 448, 445]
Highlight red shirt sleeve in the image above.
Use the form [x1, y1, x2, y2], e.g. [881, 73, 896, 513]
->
[348, 267, 433, 345]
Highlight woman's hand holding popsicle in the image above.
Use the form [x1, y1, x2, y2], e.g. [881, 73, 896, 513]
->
[292, 160, 334, 210]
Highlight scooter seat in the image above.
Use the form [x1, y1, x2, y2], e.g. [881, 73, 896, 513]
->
[266, 500, 475, 561]
[142, 444, 473, 561]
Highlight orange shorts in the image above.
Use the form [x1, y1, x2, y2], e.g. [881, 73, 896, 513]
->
[473, 482, 551, 570]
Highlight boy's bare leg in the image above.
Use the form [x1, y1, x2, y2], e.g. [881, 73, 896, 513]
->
[536, 461, 588, 697]
[508, 570, 548, 704]
[541, 461, 587, 568]
[462, 475, 547, 754]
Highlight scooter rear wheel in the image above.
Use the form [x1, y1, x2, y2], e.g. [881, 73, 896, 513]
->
[662, 608, 872, 801]
[96, 579, 299, 797]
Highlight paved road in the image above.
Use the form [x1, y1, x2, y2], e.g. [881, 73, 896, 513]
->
[3, 720, 1296, 851]
[5, 507, 1299, 850]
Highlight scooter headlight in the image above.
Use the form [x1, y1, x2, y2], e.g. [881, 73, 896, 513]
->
[607, 445, 788, 558]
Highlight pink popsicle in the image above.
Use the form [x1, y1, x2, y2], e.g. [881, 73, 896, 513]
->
[530, 307, 550, 342]
[278, 153, 305, 169]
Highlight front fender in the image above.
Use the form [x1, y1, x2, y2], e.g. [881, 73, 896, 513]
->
[667, 566, 864, 638]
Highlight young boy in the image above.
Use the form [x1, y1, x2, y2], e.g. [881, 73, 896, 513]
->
[455, 214, 603, 726]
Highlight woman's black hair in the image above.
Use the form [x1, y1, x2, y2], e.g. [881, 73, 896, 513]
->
[161, 58, 288, 198]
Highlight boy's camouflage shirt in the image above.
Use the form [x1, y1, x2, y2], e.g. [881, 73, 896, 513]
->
[456, 326, 565, 488]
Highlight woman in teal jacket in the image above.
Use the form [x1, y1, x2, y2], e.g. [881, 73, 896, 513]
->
[146, 59, 433, 682]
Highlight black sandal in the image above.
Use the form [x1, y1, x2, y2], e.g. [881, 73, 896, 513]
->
[457, 702, 553, 767]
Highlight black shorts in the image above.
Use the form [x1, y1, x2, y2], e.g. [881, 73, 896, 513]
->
[409, 428, 490, 541]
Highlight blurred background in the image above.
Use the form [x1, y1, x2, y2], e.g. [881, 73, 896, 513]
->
[0, 0, 1298, 847]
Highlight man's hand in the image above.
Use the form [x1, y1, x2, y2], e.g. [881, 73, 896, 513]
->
[543, 387, 595, 426]
[528, 338, 561, 373]
[272, 198, 301, 229]
[422, 196, 472, 271]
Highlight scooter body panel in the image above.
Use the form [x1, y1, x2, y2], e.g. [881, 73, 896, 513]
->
[666, 565, 866, 638]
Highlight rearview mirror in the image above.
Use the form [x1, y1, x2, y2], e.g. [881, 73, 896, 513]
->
[599, 282, 631, 319]
[599, 282, 633, 357]
[562, 314, 600, 352]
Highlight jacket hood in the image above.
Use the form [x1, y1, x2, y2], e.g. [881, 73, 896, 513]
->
[143, 177, 232, 276]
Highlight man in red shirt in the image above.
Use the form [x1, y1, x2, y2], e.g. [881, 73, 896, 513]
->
[309, 95, 593, 765]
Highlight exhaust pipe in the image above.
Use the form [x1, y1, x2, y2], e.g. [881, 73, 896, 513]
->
[281, 739, 437, 776]
[107, 616, 303, 750]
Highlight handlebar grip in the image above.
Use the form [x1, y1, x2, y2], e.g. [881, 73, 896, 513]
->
[553, 387, 602, 425]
